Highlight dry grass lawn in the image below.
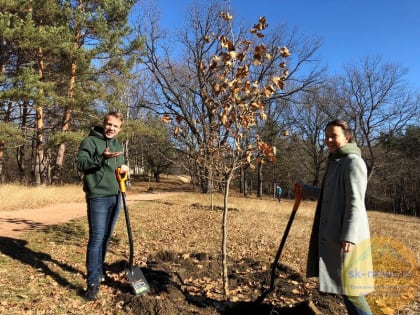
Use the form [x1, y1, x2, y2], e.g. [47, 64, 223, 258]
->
[0, 184, 85, 211]
[0, 177, 418, 314]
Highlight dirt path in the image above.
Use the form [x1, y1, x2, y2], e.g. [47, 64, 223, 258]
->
[0, 192, 173, 238]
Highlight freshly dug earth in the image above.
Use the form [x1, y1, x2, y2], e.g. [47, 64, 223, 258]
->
[110, 252, 344, 315]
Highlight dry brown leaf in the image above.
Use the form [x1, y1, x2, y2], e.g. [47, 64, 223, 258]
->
[260, 112, 267, 120]
[175, 115, 183, 123]
[279, 46, 291, 57]
[161, 114, 172, 123]
[220, 11, 233, 21]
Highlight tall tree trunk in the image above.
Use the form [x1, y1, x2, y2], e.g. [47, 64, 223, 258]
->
[199, 165, 211, 194]
[0, 141, 3, 184]
[52, 58, 76, 184]
[240, 166, 249, 196]
[52, 107, 72, 184]
[17, 101, 30, 183]
[34, 47, 45, 185]
[0, 38, 6, 184]
[0, 102, 8, 183]
[34, 106, 44, 185]
[257, 160, 263, 197]
[240, 167, 244, 194]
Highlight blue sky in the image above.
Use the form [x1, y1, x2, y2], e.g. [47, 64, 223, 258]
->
[154, 0, 420, 90]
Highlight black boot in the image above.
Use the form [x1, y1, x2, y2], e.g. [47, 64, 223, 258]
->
[85, 284, 99, 301]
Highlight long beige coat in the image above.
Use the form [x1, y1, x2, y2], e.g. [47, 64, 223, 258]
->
[305, 149, 374, 296]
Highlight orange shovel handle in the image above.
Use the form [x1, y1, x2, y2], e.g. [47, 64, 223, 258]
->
[116, 168, 128, 193]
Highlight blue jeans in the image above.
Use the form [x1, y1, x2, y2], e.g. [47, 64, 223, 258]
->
[343, 295, 372, 315]
[86, 194, 121, 285]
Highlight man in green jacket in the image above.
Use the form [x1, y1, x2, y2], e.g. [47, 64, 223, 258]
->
[76, 112, 129, 301]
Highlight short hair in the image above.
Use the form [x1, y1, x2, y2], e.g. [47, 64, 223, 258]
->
[103, 112, 124, 126]
[325, 119, 354, 142]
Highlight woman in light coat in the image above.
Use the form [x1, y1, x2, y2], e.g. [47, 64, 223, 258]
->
[297, 119, 374, 315]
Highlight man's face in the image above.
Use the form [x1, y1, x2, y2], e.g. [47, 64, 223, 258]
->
[103, 115, 122, 139]
[325, 125, 350, 154]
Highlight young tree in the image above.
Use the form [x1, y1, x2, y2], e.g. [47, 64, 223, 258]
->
[136, 0, 324, 195]
[155, 9, 290, 297]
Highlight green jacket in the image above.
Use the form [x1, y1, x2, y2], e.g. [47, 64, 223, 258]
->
[76, 126, 125, 199]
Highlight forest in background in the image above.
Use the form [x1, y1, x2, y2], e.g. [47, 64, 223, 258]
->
[1, 0, 418, 216]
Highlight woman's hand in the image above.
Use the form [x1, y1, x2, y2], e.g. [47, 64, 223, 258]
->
[342, 241, 354, 253]
[294, 181, 304, 201]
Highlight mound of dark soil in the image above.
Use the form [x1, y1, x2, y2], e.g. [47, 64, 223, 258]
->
[108, 250, 346, 314]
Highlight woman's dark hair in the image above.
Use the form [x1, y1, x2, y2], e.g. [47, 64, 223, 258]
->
[325, 119, 354, 142]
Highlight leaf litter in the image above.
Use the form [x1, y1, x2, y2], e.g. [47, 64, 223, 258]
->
[0, 179, 418, 314]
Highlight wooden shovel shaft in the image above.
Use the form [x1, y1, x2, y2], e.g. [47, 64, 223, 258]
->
[121, 191, 135, 268]
[269, 185, 303, 290]
[116, 168, 134, 268]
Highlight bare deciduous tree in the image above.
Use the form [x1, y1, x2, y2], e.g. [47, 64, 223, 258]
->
[338, 56, 419, 179]
[135, 2, 292, 297]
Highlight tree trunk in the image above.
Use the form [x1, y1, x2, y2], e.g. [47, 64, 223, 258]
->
[34, 106, 44, 185]
[257, 160, 263, 197]
[34, 47, 46, 185]
[52, 58, 76, 184]
[0, 102, 11, 184]
[0, 39, 5, 184]
[52, 107, 72, 184]
[199, 165, 212, 194]
[221, 174, 232, 298]
[17, 101, 30, 183]
[240, 167, 244, 194]
[240, 167, 249, 196]
[0, 141, 3, 184]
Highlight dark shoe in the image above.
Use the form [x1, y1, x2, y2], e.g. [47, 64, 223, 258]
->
[85, 284, 99, 301]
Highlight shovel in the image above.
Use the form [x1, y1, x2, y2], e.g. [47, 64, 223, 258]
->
[269, 182, 304, 290]
[116, 168, 150, 295]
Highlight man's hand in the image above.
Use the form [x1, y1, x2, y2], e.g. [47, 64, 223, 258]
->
[119, 164, 129, 174]
[103, 147, 122, 159]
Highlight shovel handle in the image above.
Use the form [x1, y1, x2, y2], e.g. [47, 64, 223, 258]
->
[116, 168, 128, 193]
[292, 182, 304, 212]
[269, 182, 304, 291]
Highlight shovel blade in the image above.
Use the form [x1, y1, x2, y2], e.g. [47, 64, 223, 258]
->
[126, 266, 150, 295]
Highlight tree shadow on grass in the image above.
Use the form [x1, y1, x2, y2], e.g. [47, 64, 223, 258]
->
[0, 236, 84, 293]
[0, 217, 51, 235]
